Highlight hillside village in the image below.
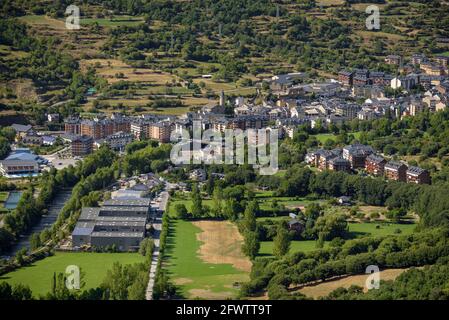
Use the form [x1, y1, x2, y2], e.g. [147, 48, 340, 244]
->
[2, 52, 448, 181]
[2, 0, 449, 305]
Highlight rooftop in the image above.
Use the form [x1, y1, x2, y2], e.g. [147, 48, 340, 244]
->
[366, 154, 386, 164]
[11, 123, 32, 132]
[407, 166, 427, 176]
[103, 198, 152, 207]
[385, 161, 407, 170]
[90, 231, 144, 238]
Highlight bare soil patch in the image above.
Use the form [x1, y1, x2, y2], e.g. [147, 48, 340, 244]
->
[189, 289, 234, 300]
[297, 268, 413, 299]
[173, 278, 193, 285]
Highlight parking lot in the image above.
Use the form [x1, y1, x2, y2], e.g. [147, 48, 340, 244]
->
[41, 147, 79, 170]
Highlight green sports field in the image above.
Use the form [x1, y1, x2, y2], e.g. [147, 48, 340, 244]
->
[164, 219, 249, 299]
[0, 252, 144, 297]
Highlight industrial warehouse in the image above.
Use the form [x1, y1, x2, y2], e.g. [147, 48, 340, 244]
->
[71, 198, 153, 251]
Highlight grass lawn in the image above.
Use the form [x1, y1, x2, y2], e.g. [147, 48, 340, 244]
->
[164, 219, 249, 299]
[348, 222, 415, 237]
[168, 198, 214, 218]
[258, 222, 416, 257]
[0, 252, 144, 297]
[259, 240, 327, 256]
[0, 191, 9, 202]
[313, 132, 362, 144]
[254, 191, 323, 211]
[314, 133, 337, 144]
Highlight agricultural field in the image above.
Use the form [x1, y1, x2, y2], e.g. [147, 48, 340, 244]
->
[0, 252, 145, 297]
[163, 219, 250, 299]
[80, 16, 145, 28]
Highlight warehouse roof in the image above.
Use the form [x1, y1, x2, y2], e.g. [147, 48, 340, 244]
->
[103, 198, 151, 207]
[90, 231, 144, 238]
[79, 207, 101, 221]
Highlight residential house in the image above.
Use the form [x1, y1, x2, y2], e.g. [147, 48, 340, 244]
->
[384, 161, 407, 182]
[21, 131, 43, 145]
[365, 154, 386, 176]
[11, 123, 33, 141]
[411, 54, 427, 65]
[338, 70, 354, 86]
[328, 157, 351, 172]
[47, 113, 60, 123]
[434, 56, 449, 67]
[288, 219, 304, 233]
[338, 196, 352, 206]
[385, 55, 402, 65]
[406, 166, 431, 185]
[71, 135, 93, 157]
[342, 143, 374, 169]
[420, 62, 445, 76]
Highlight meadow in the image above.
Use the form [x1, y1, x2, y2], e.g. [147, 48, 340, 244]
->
[0, 252, 144, 297]
[312, 132, 362, 144]
[163, 219, 250, 299]
[257, 222, 416, 257]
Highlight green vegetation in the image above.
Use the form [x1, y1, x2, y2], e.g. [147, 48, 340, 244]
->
[0, 192, 8, 202]
[80, 16, 144, 28]
[260, 240, 326, 256]
[348, 222, 415, 238]
[0, 252, 144, 297]
[258, 222, 415, 257]
[326, 257, 449, 300]
[164, 219, 248, 299]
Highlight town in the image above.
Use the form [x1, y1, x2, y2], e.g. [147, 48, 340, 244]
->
[2, 0, 449, 306]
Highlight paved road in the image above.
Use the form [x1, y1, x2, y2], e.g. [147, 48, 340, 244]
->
[2, 189, 73, 259]
[145, 189, 169, 300]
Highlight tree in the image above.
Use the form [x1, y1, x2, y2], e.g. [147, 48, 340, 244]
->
[127, 279, 147, 300]
[273, 223, 290, 258]
[314, 214, 348, 241]
[15, 247, 27, 265]
[150, 160, 167, 173]
[174, 203, 189, 220]
[191, 183, 204, 218]
[212, 186, 223, 217]
[243, 201, 258, 232]
[0, 137, 10, 160]
[139, 238, 154, 257]
[204, 174, 215, 196]
[242, 231, 260, 259]
[30, 232, 41, 251]
[0, 282, 12, 300]
[11, 284, 32, 300]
